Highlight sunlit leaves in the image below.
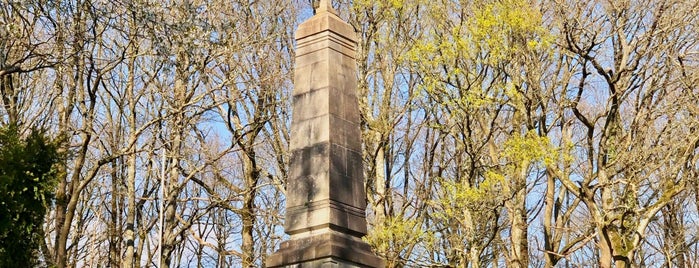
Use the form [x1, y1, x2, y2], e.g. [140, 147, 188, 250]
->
[364, 216, 434, 266]
[504, 130, 557, 167]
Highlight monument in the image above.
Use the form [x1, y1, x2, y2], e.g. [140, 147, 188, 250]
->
[266, 0, 384, 267]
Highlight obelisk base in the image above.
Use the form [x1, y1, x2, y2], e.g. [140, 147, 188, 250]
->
[267, 232, 384, 268]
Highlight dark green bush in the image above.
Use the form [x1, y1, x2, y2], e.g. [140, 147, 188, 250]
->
[0, 125, 60, 267]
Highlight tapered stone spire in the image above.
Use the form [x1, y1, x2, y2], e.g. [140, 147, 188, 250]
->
[266, 1, 384, 267]
[316, 0, 336, 14]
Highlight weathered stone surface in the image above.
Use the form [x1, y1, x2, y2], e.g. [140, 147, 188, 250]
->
[267, 232, 383, 268]
[267, 1, 383, 267]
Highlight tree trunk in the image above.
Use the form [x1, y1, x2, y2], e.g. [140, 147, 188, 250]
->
[123, 146, 137, 268]
[468, 245, 481, 268]
[52, 9, 69, 268]
[109, 159, 121, 268]
[55, 2, 88, 266]
[122, 22, 139, 268]
[543, 170, 558, 268]
[0, 73, 18, 125]
[505, 164, 529, 268]
[507, 191, 529, 268]
[241, 150, 259, 267]
[161, 151, 179, 268]
[373, 138, 387, 223]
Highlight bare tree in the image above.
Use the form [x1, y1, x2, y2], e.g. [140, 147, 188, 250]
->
[552, 0, 699, 266]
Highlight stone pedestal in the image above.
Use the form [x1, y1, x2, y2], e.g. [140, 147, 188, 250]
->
[267, 1, 383, 267]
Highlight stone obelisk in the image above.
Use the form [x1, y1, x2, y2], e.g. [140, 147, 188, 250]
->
[266, 1, 383, 267]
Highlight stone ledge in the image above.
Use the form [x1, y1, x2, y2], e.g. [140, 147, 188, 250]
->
[296, 31, 356, 58]
[266, 232, 384, 268]
[285, 199, 368, 236]
[295, 11, 356, 43]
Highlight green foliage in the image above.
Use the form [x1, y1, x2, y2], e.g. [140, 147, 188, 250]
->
[471, 0, 553, 62]
[404, 0, 554, 131]
[503, 130, 557, 167]
[434, 173, 505, 237]
[0, 125, 61, 267]
[408, 0, 552, 68]
[429, 174, 505, 265]
[440, 172, 505, 208]
[364, 216, 434, 265]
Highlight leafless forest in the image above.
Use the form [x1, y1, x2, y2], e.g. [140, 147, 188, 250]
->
[1, 0, 698, 267]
